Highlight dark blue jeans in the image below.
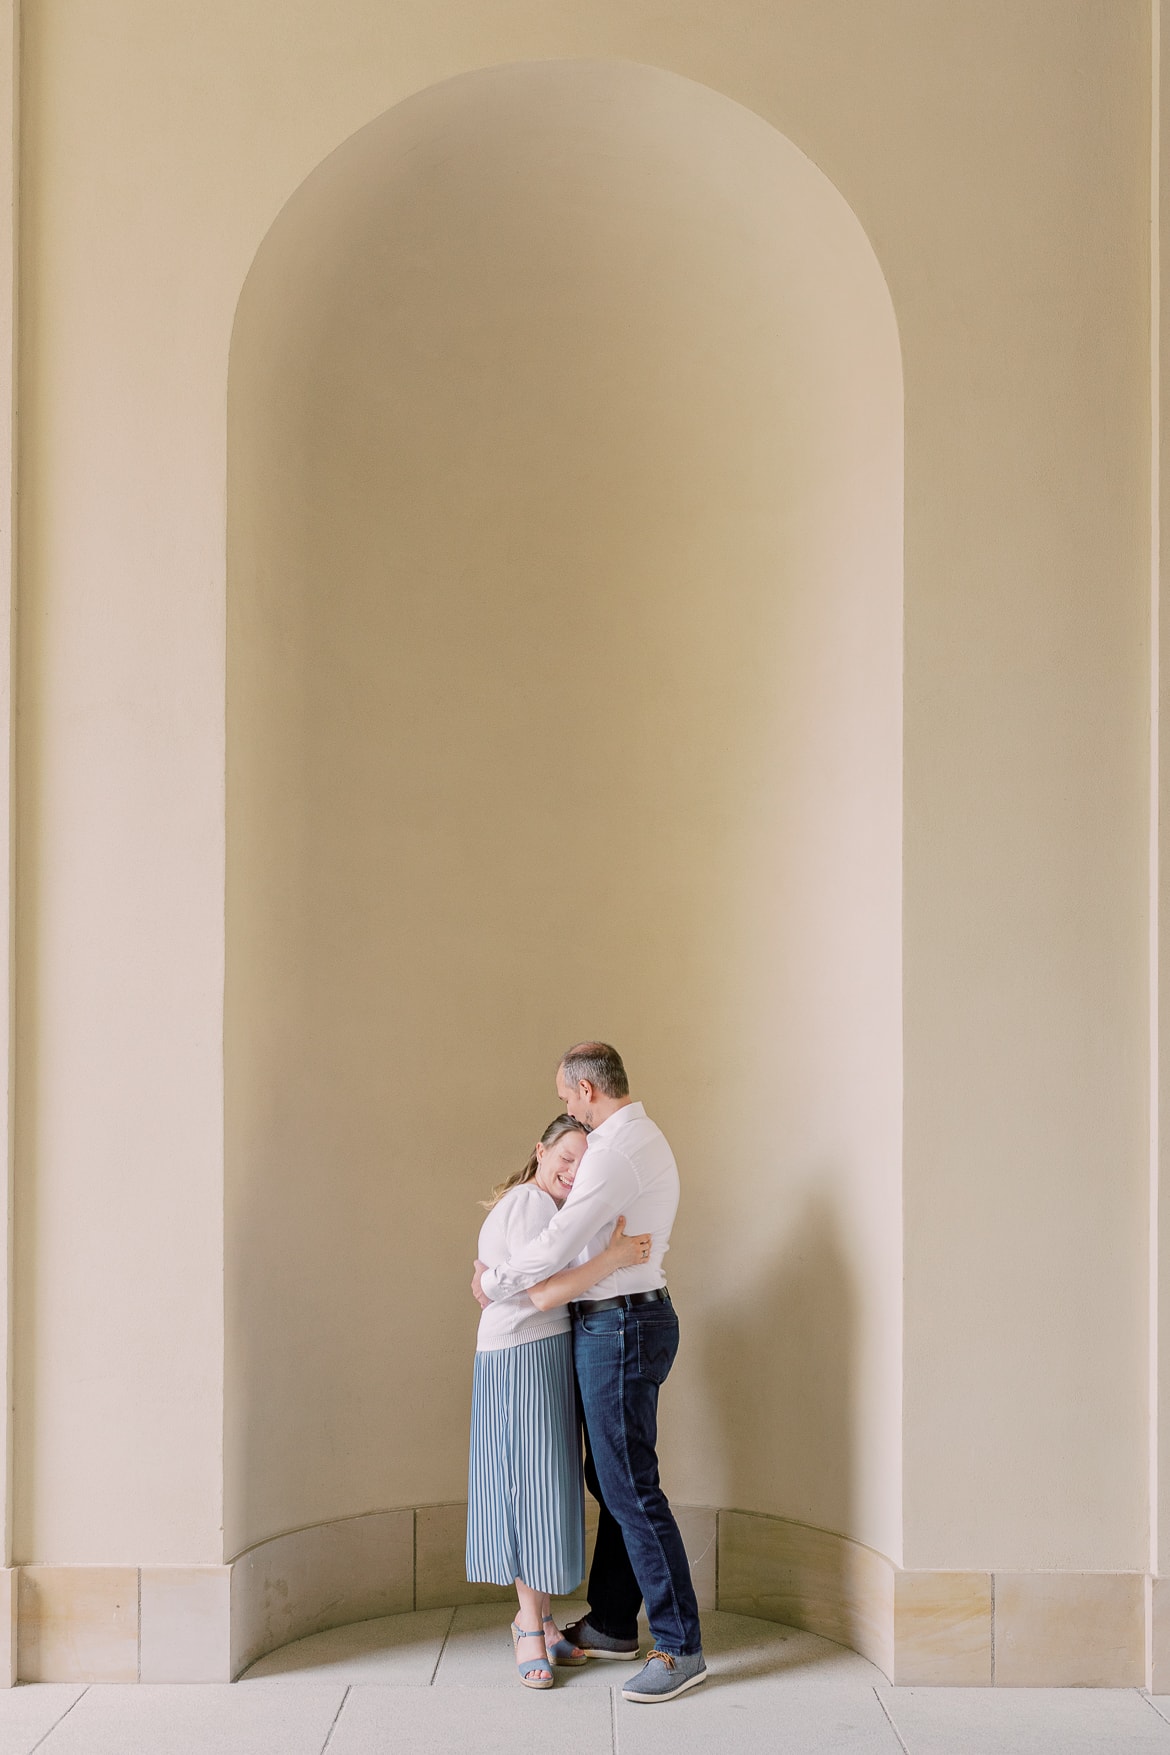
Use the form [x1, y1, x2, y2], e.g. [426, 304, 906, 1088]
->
[572, 1296, 702, 1656]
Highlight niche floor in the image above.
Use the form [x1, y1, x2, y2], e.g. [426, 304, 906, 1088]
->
[5, 1604, 1170, 1752]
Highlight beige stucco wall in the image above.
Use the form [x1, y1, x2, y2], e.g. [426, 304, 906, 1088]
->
[224, 59, 902, 1561]
[9, 0, 1154, 1582]
[896, 7, 1149, 1572]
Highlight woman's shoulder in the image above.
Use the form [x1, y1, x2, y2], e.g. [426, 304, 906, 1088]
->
[480, 1181, 554, 1251]
[497, 1180, 553, 1211]
[493, 1182, 557, 1236]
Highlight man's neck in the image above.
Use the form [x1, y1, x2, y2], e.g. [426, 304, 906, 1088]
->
[590, 1095, 635, 1130]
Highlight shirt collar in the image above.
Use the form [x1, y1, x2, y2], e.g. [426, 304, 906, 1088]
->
[586, 1100, 645, 1145]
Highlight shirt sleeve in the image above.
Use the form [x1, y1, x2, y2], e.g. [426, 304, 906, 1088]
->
[480, 1146, 639, 1300]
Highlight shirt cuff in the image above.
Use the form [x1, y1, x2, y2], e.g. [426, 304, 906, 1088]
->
[480, 1265, 502, 1302]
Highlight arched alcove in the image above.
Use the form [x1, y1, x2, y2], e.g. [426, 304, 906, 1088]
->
[225, 57, 902, 1649]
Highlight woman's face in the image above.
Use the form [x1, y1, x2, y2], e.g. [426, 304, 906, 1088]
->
[533, 1130, 587, 1204]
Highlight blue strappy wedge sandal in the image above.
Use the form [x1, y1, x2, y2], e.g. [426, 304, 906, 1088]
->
[511, 1621, 554, 1689]
[543, 1614, 587, 1666]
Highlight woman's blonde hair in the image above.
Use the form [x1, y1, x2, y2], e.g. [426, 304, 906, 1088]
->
[482, 1113, 588, 1210]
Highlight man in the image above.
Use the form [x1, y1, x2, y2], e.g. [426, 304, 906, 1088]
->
[472, 1041, 705, 1703]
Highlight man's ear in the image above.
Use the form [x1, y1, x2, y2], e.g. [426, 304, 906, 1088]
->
[578, 1080, 595, 1105]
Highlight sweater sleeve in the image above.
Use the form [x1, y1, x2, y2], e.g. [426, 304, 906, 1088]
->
[501, 1185, 554, 1255]
[479, 1147, 638, 1301]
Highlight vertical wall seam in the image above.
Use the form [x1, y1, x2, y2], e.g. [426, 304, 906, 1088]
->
[3, 0, 17, 1580]
[1152, 0, 1163, 1654]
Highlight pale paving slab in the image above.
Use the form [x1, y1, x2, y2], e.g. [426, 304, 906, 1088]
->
[437, 1601, 637, 1688]
[615, 1683, 904, 1755]
[330, 1684, 612, 1755]
[34, 1682, 345, 1755]
[697, 1609, 888, 1694]
[881, 1687, 1170, 1754]
[240, 1607, 453, 1683]
[0, 1685, 85, 1755]
[355, 1603, 882, 1695]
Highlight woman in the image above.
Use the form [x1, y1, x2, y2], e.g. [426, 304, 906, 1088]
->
[466, 1113, 651, 1689]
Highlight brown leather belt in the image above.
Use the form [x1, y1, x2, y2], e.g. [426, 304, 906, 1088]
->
[569, 1288, 670, 1317]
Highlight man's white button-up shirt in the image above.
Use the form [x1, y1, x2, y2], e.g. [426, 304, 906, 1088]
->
[479, 1100, 680, 1304]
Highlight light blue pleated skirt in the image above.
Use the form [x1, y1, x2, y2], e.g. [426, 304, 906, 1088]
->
[465, 1330, 586, 1593]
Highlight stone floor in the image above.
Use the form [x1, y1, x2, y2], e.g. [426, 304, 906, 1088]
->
[5, 1602, 1170, 1752]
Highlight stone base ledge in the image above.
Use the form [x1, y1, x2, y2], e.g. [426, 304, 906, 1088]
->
[2, 1510, 1156, 1687]
[720, 1511, 1146, 1688]
[14, 1563, 230, 1683]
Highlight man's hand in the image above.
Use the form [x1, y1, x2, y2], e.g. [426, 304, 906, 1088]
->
[472, 1258, 490, 1309]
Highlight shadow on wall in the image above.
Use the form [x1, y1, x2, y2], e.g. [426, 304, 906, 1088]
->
[693, 1186, 903, 1670]
[704, 1187, 855, 1546]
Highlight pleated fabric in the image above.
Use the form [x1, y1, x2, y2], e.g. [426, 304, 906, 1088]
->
[465, 1330, 586, 1593]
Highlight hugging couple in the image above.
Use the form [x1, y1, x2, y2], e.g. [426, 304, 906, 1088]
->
[467, 1041, 705, 1705]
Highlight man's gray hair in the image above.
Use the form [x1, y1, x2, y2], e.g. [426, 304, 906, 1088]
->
[559, 1041, 630, 1099]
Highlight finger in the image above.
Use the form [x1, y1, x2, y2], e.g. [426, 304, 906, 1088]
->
[612, 1216, 627, 1238]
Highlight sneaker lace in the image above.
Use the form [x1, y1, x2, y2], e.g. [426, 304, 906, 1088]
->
[646, 1649, 676, 1670]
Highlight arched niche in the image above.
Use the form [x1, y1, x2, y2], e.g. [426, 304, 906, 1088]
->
[225, 58, 903, 1592]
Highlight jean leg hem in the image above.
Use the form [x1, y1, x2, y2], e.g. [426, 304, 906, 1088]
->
[585, 1619, 640, 1643]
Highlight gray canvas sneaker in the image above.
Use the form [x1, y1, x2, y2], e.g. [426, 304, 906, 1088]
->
[561, 1617, 640, 1660]
[621, 1648, 708, 1703]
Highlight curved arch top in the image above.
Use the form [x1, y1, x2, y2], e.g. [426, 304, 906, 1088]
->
[225, 54, 903, 1586]
[231, 57, 901, 382]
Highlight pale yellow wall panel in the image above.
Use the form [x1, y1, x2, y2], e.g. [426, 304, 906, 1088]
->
[10, 0, 1153, 1576]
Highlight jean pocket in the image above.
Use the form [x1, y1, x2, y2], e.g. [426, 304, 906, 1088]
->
[636, 1318, 678, 1384]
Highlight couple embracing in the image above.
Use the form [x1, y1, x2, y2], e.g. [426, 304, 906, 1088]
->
[467, 1041, 706, 1705]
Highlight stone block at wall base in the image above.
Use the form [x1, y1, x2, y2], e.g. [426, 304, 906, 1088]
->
[230, 1510, 413, 1677]
[18, 1567, 138, 1682]
[0, 1570, 14, 1687]
[1151, 1576, 1170, 1692]
[718, 1509, 895, 1675]
[140, 1567, 231, 1682]
[716, 1514, 1148, 1689]
[893, 1571, 992, 1685]
[993, 1571, 1144, 1688]
[15, 1565, 232, 1683]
